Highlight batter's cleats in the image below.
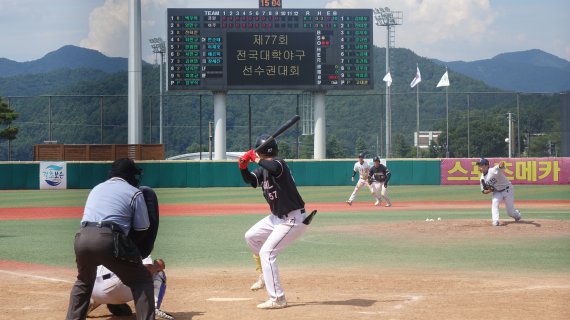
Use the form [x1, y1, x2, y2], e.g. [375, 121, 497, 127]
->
[374, 200, 380, 206]
[250, 273, 265, 291]
[257, 297, 287, 309]
[155, 308, 175, 320]
[492, 220, 500, 226]
[385, 203, 392, 207]
[346, 200, 352, 206]
[515, 210, 522, 222]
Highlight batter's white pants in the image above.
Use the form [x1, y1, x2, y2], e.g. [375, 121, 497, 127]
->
[90, 271, 167, 308]
[348, 179, 369, 202]
[245, 209, 307, 301]
[369, 182, 391, 205]
[491, 187, 519, 223]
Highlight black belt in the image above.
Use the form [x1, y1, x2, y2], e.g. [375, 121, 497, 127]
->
[102, 273, 112, 280]
[278, 208, 305, 219]
[81, 221, 119, 230]
[495, 186, 510, 192]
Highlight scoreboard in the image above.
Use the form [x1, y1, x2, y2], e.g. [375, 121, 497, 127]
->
[167, 8, 373, 91]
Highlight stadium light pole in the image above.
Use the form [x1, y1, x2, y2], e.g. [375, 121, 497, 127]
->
[149, 37, 165, 144]
[374, 7, 402, 158]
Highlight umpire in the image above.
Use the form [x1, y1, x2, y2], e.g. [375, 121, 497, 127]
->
[66, 158, 155, 320]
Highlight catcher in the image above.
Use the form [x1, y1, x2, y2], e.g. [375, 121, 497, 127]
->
[477, 158, 522, 226]
[88, 256, 174, 320]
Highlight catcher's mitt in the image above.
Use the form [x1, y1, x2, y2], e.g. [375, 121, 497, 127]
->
[107, 303, 133, 316]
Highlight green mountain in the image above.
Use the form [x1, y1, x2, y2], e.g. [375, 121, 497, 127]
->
[434, 49, 570, 93]
[0, 46, 562, 161]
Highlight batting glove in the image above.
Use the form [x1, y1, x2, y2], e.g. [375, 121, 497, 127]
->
[244, 149, 257, 162]
[238, 156, 249, 170]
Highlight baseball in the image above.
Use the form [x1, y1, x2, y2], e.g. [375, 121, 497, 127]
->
[505, 138, 510, 143]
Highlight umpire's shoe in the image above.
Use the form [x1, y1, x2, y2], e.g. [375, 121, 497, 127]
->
[257, 297, 287, 309]
[250, 273, 265, 291]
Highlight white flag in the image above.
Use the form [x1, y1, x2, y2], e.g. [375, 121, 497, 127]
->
[383, 72, 392, 87]
[410, 66, 421, 88]
[437, 71, 450, 87]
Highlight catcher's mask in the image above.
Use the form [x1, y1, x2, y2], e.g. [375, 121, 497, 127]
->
[109, 158, 143, 187]
[255, 134, 278, 156]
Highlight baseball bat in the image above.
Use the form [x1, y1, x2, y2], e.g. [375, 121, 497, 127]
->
[254, 115, 301, 153]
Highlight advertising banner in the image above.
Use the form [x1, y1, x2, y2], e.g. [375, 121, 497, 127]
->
[441, 158, 570, 185]
[39, 161, 67, 189]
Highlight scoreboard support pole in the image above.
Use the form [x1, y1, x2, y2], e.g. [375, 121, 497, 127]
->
[313, 91, 326, 159]
[213, 91, 227, 160]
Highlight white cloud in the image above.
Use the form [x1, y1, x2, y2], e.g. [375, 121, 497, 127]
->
[325, 0, 498, 61]
[80, 0, 129, 57]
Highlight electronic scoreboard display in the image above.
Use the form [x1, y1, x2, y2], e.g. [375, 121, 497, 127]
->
[167, 8, 373, 91]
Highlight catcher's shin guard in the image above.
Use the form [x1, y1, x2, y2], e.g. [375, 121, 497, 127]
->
[154, 271, 167, 309]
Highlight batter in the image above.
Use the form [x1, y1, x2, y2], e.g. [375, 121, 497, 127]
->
[239, 134, 307, 309]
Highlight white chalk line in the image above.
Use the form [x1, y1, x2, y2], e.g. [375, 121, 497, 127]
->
[206, 297, 253, 302]
[0, 269, 73, 284]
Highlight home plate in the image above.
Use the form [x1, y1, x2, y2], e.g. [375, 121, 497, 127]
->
[207, 297, 253, 302]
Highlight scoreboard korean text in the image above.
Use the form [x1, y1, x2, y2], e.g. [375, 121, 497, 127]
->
[167, 8, 373, 91]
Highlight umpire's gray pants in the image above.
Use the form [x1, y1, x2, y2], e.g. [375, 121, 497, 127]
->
[66, 225, 155, 320]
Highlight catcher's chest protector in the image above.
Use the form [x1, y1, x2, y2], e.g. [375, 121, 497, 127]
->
[137, 186, 160, 258]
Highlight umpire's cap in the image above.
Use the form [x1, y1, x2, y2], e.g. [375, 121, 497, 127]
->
[255, 134, 278, 156]
[476, 158, 489, 166]
[109, 158, 143, 187]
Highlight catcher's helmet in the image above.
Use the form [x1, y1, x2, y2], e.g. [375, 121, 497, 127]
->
[373, 156, 381, 162]
[255, 134, 278, 156]
[109, 158, 143, 187]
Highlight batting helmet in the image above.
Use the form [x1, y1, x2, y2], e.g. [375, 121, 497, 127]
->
[373, 156, 381, 162]
[255, 134, 278, 156]
[109, 158, 143, 187]
[358, 153, 365, 158]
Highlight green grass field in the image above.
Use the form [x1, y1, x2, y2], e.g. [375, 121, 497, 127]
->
[0, 185, 568, 274]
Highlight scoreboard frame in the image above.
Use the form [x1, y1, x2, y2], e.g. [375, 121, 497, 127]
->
[167, 8, 373, 91]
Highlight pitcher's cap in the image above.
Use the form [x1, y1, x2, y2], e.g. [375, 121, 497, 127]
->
[476, 158, 489, 166]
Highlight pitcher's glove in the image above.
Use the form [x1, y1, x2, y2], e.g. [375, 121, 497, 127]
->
[485, 186, 495, 192]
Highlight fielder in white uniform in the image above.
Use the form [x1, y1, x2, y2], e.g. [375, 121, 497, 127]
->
[88, 256, 174, 319]
[346, 153, 371, 205]
[477, 158, 522, 226]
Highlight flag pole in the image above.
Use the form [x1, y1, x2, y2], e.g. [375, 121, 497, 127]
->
[416, 81, 420, 158]
[445, 79, 449, 158]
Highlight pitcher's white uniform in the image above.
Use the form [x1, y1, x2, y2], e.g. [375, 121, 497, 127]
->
[346, 159, 371, 204]
[479, 160, 522, 225]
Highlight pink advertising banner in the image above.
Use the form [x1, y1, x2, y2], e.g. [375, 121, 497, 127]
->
[441, 158, 570, 185]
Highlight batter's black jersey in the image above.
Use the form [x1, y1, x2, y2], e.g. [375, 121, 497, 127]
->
[369, 164, 391, 184]
[240, 157, 305, 216]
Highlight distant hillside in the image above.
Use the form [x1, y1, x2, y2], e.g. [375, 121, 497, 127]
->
[434, 49, 570, 93]
[0, 45, 131, 77]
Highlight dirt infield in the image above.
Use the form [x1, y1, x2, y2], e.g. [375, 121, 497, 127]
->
[1, 201, 569, 319]
[1, 261, 569, 319]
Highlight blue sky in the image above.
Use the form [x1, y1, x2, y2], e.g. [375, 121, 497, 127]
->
[0, 0, 568, 63]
